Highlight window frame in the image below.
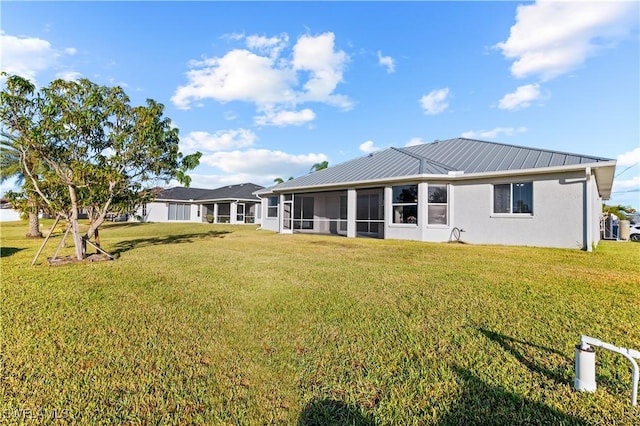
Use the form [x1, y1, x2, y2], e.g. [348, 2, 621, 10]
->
[391, 184, 418, 225]
[492, 181, 533, 216]
[267, 196, 279, 218]
[427, 183, 448, 226]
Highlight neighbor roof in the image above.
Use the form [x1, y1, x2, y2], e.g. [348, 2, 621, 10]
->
[259, 138, 615, 197]
[156, 183, 264, 202]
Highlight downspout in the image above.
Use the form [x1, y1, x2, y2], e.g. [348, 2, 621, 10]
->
[585, 167, 592, 252]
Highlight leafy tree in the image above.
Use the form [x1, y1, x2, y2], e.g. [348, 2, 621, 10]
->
[0, 74, 201, 261]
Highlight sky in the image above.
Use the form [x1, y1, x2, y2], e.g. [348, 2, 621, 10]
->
[1, 0, 639, 209]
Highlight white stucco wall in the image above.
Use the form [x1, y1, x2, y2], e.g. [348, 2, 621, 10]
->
[259, 198, 280, 232]
[452, 171, 587, 249]
[140, 201, 166, 222]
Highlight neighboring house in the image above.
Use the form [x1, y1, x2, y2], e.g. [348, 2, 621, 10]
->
[138, 183, 264, 224]
[0, 198, 21, 222]
[255, 138, 616, 250]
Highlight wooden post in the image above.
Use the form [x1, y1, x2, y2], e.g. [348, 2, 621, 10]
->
[31, 215, 61, 266]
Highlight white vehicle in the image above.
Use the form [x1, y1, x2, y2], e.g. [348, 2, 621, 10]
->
[630, 224, 640, 242]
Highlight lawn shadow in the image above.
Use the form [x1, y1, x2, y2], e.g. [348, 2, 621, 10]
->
[439, 365, 587, 425]
[477, 327, 571, 386]
[298, 398, 376, 426]
[111, 230, 231, 255]
[1, 247, 24, 257]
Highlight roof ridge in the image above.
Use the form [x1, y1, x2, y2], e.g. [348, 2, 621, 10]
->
[391, 146, 456, 172]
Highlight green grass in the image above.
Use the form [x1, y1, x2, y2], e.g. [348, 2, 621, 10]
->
[1, 220, 639, 425]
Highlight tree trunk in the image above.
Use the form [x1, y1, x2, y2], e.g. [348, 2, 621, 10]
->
[68, 185, 85, 260]
[26, 211, 43, 239]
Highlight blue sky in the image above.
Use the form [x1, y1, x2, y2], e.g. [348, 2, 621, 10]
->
[2, 1, 639, 209]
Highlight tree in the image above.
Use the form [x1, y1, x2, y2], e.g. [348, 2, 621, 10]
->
[0, 74, 201, 261]
[310, 161, 329, 172]
[0, 133, 44, 238]
[602, 204, 635, 221]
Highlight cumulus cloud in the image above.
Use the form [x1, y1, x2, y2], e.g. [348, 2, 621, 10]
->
[172, 32, 352, 118]
[496, 1, 637, 80]
[180, 129, 256, 154]
[246, 33, 289, 59]
[359, 140, 384, 153]
[0, 32, 76, 81]
[616, 147, 640, 168]
[254, 108, 316, 127]
[461, 127, 528, 139]
[612, 176, 639, 194]
[498, 84, 543, 110]
[420, 88, 450, 115]
[55, 71, 83, 81]
[377, 51, 395, 73]
[200, 149, 327, 175]
[172, 49, 297, 109]
[405, 137, 427, 147]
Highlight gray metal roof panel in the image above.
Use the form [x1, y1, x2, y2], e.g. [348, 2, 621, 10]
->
[270, 138, 613, 191]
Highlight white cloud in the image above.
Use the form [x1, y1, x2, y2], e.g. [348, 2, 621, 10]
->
[292, 32, 352, 109]
[0, 32, 76, 82]
[177, 172, 259, 190]
[612, 176, 640, 194]
[616, 147, 640, 168]
[405, 137, 427, 147]
[254, 108, 316, 127]
[377, 51, 395, 73]
[496, 1, 637, 80]
[420, 88, 450, 115]
[180, 129, 256, 154]
[498, 84, 542, 110]
[200, 149, 327, 175]
[246, 33, 289, 59]
[461, 127, 528, 139]
[172, 49, 296, 109]
[55, 71, 83, 81]
[172, 32, 352, 116]
[359, 140, 384, 153]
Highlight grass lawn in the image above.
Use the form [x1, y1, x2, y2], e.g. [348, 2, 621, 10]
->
[1, 220, 639, 425]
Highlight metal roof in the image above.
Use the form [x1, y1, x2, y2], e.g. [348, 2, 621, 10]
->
[156, 183, 264, 202]
[262, 138, 615, 194]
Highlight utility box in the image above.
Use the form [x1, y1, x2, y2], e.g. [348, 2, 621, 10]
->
[619, 220, 630, 240]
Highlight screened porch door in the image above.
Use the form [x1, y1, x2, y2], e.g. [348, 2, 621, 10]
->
[236, 203, 245, 223]
[356, 189, 384, 238]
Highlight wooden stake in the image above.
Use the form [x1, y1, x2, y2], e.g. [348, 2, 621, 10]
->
[31, 215, 61, 266]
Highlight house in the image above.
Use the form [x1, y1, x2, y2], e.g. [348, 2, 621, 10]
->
[137, 183, 264, 224]
[255, 138, 616, 250]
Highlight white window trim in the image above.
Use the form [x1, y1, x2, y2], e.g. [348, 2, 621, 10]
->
[491, 181, 534, 217]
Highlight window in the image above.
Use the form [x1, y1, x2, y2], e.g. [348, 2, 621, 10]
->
[493, 182, 532, 214]
[428, 184, 448, 225]
[267, 196, 278, 218]
[392, 185, 418, 224]
[168, 203, 190, 220]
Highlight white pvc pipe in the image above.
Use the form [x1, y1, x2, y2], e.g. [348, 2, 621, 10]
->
[579, 335, 639, 407]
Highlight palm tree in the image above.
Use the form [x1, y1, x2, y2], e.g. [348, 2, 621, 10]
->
[273, 176, 294, 184]
[0, 134, 43, 238]
[310, 161, 329, 172]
